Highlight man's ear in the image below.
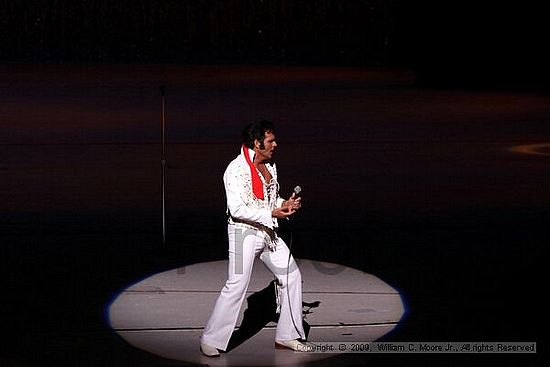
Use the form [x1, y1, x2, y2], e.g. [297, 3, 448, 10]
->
[254, 139, 261, 149]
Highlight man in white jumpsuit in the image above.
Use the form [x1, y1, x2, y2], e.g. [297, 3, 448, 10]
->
[200, 120, 306, 357]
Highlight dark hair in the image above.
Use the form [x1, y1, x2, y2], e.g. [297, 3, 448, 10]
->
[242, 120, 275, 149]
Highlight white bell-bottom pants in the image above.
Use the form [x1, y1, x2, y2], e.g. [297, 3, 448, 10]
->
[201, 224, 305, 351]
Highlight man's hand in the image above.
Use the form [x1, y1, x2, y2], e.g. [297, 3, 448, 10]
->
[272, 206, 296, 219]
[273, 193, 302, 219]
[283, 192, 302, 211]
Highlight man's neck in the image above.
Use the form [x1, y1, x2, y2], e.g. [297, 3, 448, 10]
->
[253, 150, 267, 166]
[254, 158, 267, 167]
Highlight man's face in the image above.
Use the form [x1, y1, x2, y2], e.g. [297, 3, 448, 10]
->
[255, 131, 277, 161]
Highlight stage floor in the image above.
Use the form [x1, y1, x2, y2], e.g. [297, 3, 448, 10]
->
[1, 64, 545, 366]
[109, 259, 404, 366]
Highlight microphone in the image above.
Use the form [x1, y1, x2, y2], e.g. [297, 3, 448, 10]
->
[285, 186, 302, 221]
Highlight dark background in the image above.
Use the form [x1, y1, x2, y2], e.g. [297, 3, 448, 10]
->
[1, 1, 547, 366]
[2, 0, 549, 88]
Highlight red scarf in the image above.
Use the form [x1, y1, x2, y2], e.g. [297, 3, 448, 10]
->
[242, 144, 264, 200]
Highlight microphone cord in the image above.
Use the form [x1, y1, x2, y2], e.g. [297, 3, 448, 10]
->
[286, 222, 304, 339]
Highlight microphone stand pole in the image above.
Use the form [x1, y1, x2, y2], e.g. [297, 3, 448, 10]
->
[160, 85, 167, 245]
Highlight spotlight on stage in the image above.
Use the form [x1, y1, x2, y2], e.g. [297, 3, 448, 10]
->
[107, 259, 405, 366]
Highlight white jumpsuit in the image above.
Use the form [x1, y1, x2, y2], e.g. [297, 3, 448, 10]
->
[200, 146, 305, 351]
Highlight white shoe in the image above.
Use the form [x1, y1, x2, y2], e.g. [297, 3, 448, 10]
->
[200, 343, 220, 357]
[274, 339, 308, 351]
